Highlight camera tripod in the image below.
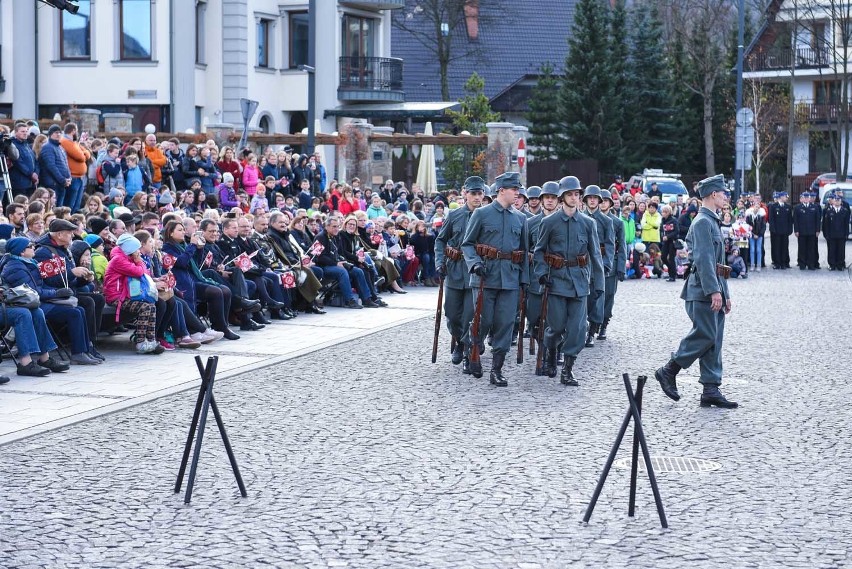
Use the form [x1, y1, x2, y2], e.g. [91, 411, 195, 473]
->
[0, 150, 14, 207]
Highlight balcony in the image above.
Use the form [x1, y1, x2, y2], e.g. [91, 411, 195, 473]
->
[746, 47, 830, 72]
[796, 102, 852, 124]
[339, 0, 404, 10]
[338, 56, 405, 103]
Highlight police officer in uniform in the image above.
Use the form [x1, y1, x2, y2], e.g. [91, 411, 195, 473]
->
[768, 191, 793, 269]
[794, 191, 822, 270]
[581, 185, 614, 348]
[822, 191, 851, 270]
[525, 181, 559, 365]
[655, 174, 737, 409]
[462, 172, 529, 387]
[534, 176, 604, 385]
[598, 189, 626, 340]
[435, 176, 486, 371]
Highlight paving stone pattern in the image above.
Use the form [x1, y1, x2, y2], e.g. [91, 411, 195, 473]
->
[1, 247, 851, 568]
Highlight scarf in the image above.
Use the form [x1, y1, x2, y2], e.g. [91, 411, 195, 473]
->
[173, 242, 215, 285]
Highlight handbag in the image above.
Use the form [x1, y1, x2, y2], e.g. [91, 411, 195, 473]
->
[0, 284, 41, 309]
[128, 273, 158, 303]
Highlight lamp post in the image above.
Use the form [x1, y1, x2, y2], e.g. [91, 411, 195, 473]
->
[303, 0, 317, 157]
[734, 0, 745, 199]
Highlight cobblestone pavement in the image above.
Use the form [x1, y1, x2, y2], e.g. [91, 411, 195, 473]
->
[1, 241, 851, 568]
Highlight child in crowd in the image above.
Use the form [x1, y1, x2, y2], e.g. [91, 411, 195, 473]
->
[727, 246, 748, 279]
[250, 184, 269, 216]
[675, 246, 690, 278]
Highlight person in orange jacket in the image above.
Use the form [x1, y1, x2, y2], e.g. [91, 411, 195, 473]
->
[144, 133, 168, 190]
[59, 123, 91, 212]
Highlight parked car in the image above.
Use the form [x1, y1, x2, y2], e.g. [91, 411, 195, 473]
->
[626, 169, 689, 203]
[810, 172, 852, 193]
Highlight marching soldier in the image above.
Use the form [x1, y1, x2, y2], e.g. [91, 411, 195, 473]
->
[514, 186, 530, 216]
[581, 185, 614, 348]
[533, 176, 604, 385]
[768, 191, 793, 269]
[655, 174, 737, 409]
[435, 176, 486, 371]
[482, 184, 495, 205]
[462, 172, 530, 387]
[598, 189, 626, 340]
[526, 186, 543, 217]
[822, 191, 851, 270]
[525, 181, 559, 367]
[793, 191, 821, 270]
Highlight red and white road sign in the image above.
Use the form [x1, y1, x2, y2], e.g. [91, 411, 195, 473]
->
[517, 138, 526, 169]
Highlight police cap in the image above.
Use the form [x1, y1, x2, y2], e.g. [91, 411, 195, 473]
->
[526, 186, 542, 199]
[462, 176, 487, 193]
[541, 181, 560, 197]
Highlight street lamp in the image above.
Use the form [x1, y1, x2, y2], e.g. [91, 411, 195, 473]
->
[298, 64, 316, 157]
[441, 22, 449, 37]
[38, 0, 79, 14]
[734, 0, 745, 199]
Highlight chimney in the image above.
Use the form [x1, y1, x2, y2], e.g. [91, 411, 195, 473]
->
[465, 0, 479, 41]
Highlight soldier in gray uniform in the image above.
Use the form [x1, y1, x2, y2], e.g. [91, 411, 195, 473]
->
[526, 186, 543, 217]
[525, 181, 559, 364]
[533, 176, 604, 385]
[435, 176, 486, 372]
[581, 185, 615, 348]
[462, 171, 530, 387]
[655, 174, 738, 409]
[598, 189, 626, 340]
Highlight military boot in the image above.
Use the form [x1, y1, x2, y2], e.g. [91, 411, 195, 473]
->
[469, 355, 483, 379]
[451, 341, 465, 365]
[700, 385, 738, 408]
[557, 341, 565, 366]
[544, 348, 558, 378]
[654, 359, 682, 401]
[597, 318, 610, 340]
[489, 352, 507, 387]
[585, 323, 598, 348]
[462, 356, 472, 375]
[560, 356, 578, 386]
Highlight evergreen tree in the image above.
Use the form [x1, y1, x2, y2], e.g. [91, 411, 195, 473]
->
[557, 0, 620, 171]
[526, 62, 561, 161]
[623, 2, 678, 172]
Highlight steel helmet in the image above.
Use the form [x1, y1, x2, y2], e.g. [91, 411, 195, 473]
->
[541, 181, 560, 197]
[600, 189, 613, 204]
[526, 186, 542, 199]
[558, 176, 582, 198]
[583, 185, 603, 201]
[517, 186, 528, 200]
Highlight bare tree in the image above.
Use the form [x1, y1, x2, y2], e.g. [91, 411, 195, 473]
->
[744, 74, 791, 193]
[662, 0, 737, 175]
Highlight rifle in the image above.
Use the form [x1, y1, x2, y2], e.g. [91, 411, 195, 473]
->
[469, 277, 485, 377]
[535, 277, 550, 376]
[516, 286, 526, 364]
[431, 273, 445, 363]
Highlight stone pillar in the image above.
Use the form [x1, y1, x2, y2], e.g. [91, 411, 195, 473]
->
[371, 126, 394, 188]
[103, 113, 134, 134]
[341, 121, 373, 186]
[484, 122, 514, 184]
[512, 125, 529, 186]
[75, 109, 102, 135]
[206, 123, 236, 149]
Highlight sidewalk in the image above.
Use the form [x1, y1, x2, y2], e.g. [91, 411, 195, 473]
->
[0, 288, 437, 445]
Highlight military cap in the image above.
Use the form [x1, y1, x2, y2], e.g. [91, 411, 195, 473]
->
[558, 176, 582, 192]
[541, 181, 560, 197]
[600, 188, 614, 204]
[526, 186, 542, 199]
[49, 218, 77, 232]
[494, 171, 522, 190]
[696, 174, 726, 198]
[582, 185, 603, 201]
[462, 176, 488, 193]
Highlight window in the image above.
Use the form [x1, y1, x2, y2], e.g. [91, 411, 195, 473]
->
[60, 0, 91, 59]
[196, 1, 207, 64]
[257, 19, 271, 68]
[289, 12, 309, 68]
[342, 15, 375, 60]
[120, 0, 152, 60]
[815, 81, 841, 105]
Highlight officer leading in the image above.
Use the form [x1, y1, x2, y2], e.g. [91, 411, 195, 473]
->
[655, 174, 737, 409]
[462, 171, 530, 387]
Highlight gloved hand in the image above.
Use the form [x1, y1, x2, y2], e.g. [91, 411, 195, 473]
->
[539, 274, 552, 286]
[472, 263, 486, 276]
[55, 288, 74, 299]
[617, 272, 625, 282]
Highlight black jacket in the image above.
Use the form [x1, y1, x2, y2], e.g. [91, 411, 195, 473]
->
[313, 231, 344, 267]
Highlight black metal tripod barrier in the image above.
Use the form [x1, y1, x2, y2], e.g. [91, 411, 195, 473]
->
[174, 356, 248, 504]
[583, 374, 668, 528]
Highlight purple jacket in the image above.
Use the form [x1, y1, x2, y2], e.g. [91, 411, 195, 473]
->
[218, 183, 239, 209]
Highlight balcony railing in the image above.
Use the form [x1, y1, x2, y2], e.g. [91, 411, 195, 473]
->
[339, 0, 404, 9]
[338, 56, 404, 102]
[796, 102, 852, 123]
[746, 47, 830, 72]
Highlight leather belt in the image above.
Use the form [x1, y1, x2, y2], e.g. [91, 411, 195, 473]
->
[475, 244, 524, 264]
[444, 246, 462, 262]
[716, 263, 732, 279]
[544, 252, 588, 268]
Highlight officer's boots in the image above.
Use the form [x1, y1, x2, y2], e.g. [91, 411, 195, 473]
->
[560, 356, 578, 386]
[597, 318, 610, 340]
[557, 341, 565, 366]
[543, 347, 558, 378]
[451, 341, 465, 365]
[585, 324, 598, 348]
[700, 385, 738, 408]
[655, 359, 682, 401]
[490, 352, 507, 387]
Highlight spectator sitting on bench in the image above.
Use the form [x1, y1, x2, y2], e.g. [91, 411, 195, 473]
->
[313, 216, 379, 309]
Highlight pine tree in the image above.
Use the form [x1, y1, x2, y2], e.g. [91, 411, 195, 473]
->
[623, 2, 678, 172]
[557, 0, 619, 171]
[526, 62, 561, 161]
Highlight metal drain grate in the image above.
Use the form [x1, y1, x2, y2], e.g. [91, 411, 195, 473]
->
[614, 456, 722, 473]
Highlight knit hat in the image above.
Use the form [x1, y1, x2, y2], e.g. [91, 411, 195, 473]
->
[222, 172, 234, 183]
[187, 178, 202, 188]
[28, 126, 40, 137]
[47, 124, 62, 136]
[112, 206, 131, 219]
[89, 217, 109, 235]
[70, 240, 91, 266]
[158, 190, 174, 205]
[5, 237, 31, 256]
[84, 234, 104, 249]
[116, 233, 141, 255]
[108, 187, 123, 202]
[0, 224, 14, 240]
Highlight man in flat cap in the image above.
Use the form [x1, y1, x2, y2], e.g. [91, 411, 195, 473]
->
[461, 171, 529, 387]
[655, 174, 738, 409]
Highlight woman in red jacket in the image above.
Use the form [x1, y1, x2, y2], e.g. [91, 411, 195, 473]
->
[338, 186, 359, 216]
[216, 146, 242, 192]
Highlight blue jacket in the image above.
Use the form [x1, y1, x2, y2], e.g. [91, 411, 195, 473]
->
[38, 139, 71, 190]
[162, 241, 212, 308]
[10, 138, 38, 192]
[0, 256, 63, 301]
[33, 234, 88, 291]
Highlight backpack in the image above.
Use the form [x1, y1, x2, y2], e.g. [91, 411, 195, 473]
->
[127, 274, 158, 303]
[96, 164, 105, 185]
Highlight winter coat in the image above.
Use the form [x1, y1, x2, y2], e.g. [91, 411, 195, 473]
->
[641, 210, 662, 243]
[1, 255, 65, 301]
[367, 205, 386, 220]
[33, 235, 88, 290]
[144, 144, 168, 183]
[38, 139, 71, 190]
[216, 159, 242, 191]
[218, 183, 239, 209]
[9, 138, 38, 192]
[59, 136, 90, 178]
[242, 165, 260, 196]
